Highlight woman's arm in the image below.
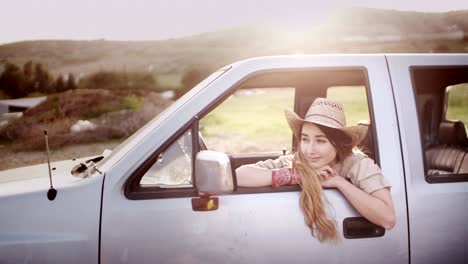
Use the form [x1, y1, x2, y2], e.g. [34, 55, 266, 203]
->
[319, 166, 395, 229]
[335, 179, 396, 230]
[235, 165, 273, 187]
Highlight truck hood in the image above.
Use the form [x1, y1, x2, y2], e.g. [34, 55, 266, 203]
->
[0, 157, 100, 197]
[0, 157, 104, 263]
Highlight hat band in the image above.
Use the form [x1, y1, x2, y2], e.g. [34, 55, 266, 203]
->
[305, 113, 344, 128]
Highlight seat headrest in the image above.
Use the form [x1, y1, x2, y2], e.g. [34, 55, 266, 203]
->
[438, 120, 468, 147]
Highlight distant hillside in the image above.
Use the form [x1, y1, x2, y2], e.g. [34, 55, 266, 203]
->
[1, 7, 467, 77]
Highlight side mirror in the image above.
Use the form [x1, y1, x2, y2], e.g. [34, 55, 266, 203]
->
[195, 151, 234, 194]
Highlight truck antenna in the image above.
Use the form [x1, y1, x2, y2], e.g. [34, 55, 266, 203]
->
[44, 130, 57, 201]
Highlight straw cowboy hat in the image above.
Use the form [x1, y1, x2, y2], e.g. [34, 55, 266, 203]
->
[285, 98, 368, 146]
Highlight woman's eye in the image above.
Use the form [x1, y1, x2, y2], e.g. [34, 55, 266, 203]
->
[301, 137, 309, 142]
[317, 139, 326, 144]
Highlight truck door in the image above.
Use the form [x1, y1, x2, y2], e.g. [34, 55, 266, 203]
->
[100, 55, 409, 263]
[386, 54, 468, 264]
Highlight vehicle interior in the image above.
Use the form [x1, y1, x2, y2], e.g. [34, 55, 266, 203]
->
[411, 66, 468, 182]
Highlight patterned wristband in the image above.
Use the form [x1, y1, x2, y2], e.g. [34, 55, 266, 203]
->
[272, 168, 296, 187]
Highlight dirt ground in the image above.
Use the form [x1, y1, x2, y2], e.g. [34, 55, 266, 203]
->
[0, 140, 123, 172]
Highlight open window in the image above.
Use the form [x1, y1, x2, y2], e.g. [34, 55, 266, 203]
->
[411, 66, 468, 183]
[200, 88, 294, 154]
[199, 67, 377, 193]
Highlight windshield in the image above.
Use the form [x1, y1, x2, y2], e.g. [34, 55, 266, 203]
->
[96, 67, 230, 171]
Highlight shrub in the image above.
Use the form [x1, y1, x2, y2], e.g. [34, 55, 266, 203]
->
[79, 70, 160, 91]
[121, 96, 142, 110]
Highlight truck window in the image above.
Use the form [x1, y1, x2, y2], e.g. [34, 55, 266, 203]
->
[199, 68, 379, 192]
[139, 129, 193, 187]
[199, 88, 294, 154]
[411, 67, 468, 182]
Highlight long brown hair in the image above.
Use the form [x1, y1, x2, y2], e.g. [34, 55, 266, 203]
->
[295, 123, 354, 242]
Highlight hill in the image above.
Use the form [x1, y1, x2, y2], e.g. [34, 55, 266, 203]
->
[0, 7, 467, 77]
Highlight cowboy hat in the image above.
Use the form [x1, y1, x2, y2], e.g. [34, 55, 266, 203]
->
[284, 98, 368, 146]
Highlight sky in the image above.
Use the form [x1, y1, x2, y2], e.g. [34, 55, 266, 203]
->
[1, 0, 468, 44]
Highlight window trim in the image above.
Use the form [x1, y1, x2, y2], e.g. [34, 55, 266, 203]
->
[426, 173, 468, 184]
[125, 118, 200, 200]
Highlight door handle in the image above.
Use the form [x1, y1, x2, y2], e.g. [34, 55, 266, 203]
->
[343, 217, 385, 239]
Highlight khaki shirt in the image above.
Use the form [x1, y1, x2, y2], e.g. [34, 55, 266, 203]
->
[250, 153, 391, 194]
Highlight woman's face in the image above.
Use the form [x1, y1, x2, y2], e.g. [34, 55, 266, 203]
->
[300, 122, 338, 168]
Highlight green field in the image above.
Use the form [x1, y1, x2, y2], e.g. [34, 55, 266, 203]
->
[327, 86, 370, 125]
[200, 88, 294, 153]
[199, 87, 371, 154]
[447, 83, 468, 128]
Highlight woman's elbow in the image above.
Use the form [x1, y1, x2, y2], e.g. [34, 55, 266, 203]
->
[235, 167, 247, 186]
[236, 166, 253, 187]
[382, 212, 396, 230]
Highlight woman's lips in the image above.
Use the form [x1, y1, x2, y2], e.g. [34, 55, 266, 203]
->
[308, 157, 321, 162]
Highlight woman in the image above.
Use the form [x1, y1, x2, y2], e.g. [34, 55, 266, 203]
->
[236, 98, 396, 242]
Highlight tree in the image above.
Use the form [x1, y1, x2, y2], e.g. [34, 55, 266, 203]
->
[66, 73, 78, 90]
[23, 61, 35, 93]
[34, 63, 52, 94]
[23, 61, 34, 79]
[54, 75, 65, 93]
[0, 62, 28, 98]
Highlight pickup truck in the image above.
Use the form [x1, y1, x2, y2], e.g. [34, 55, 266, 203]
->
[1, 54, 467, 264]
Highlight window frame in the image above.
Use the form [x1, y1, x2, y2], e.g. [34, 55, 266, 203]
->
[125, 118, 200, 200]
[125, 66, 381, 198]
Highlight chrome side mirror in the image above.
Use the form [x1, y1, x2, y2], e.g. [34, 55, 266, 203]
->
[195, 151, 234, 194]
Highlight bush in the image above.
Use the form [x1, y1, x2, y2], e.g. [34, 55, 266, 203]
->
[121, 96, 143, 110]
[79, 70, 160, 91]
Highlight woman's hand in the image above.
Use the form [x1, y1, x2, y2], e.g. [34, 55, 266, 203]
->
[317, 165, 344, 188]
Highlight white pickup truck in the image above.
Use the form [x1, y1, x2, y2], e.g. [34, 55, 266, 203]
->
[1, 54, 467, 264]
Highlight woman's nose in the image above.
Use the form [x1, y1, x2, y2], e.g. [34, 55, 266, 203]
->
[305, 142, 316, 154]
